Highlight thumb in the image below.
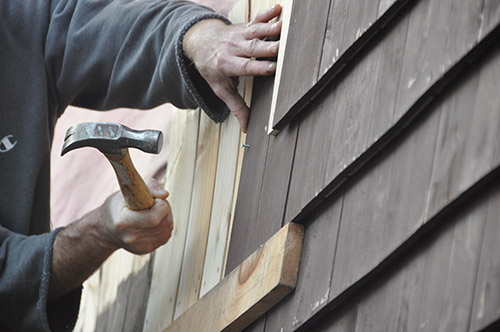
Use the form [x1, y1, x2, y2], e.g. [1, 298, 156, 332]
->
[144, 178, 169, 199]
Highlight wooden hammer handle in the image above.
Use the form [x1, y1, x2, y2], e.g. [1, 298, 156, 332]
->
[104, 150, 155, 211]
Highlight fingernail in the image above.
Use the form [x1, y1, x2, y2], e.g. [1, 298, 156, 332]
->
[273, 43, 279, 53]
[156, 186, 168, 196]
[267, 63, 276, 72]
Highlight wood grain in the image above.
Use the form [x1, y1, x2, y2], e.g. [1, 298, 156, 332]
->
[289, 43, 500, 331]
[284, 7, 410, 224]
[269, 0, 330, 134]
[264, 193, 344, 332]
[174, 112, 221, 318]
[200, 0, 249, 298]
[394, 0, 482, 119]
[164, 223, 304, 332]
[285, 0, 500, 226]
[225, 74, 275, 274]
[143, 109, 200, 332]
[301, 182, 494, 332]
[271, 0, 413, 132]
[329, 99, 440, 300]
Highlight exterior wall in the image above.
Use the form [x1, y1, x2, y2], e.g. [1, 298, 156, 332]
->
[226, 0, 500, 331]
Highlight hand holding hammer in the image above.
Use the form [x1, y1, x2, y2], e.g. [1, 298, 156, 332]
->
[49, 122, 172, 299]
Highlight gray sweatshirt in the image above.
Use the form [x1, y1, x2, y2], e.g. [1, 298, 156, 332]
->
[0, 0, 229, 330]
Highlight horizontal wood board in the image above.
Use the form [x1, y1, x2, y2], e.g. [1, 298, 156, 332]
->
[165, 223, 304, 332]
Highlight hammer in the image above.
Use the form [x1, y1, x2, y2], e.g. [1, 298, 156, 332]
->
[61, 122, 163, 211]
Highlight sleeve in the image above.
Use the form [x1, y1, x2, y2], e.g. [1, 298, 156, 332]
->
[44, 0, 231, 122]
[0, 227, 81, 332]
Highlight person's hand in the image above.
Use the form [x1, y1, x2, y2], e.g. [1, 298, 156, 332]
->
[100, 178, 174, 255]
[183, 4, 283, 132]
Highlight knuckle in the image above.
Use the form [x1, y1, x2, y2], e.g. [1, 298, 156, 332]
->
[248, 38, 259, 55]
[243, 59, 253, 74]
[247, 24, 258, 38]
[124, 234, 140, 248]
[215, 51, 228, 71]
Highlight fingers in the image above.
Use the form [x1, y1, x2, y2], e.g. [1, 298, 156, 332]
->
[243, 38, 279, 58]
[251, 4, 282, 24]
[215, 84, 250, 132]
[244, 20, 282, 40]
[144, 178, 169, 199]
[219, 55, 277, 77]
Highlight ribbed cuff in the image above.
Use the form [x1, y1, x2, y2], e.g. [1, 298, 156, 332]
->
[175, 13, 232, 123]
[40, 228, 82, 332]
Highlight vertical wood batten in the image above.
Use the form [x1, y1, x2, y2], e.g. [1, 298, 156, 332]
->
[143, 109, 200, 332]
[200, 0, 249, 298]
[174, 113, 220, 318]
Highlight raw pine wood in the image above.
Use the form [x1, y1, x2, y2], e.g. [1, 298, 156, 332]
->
[143, 109, 200, 332]
[165, 223, 304, 332]
[74, 271, 100, 332]
[174, 112, 220, 318]
[200, 0, 249, 298]
[93, 251, 152, 331]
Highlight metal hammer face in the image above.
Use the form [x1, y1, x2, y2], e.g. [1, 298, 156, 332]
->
[60, 122, 164, 211]
[61, 122, 163, 156]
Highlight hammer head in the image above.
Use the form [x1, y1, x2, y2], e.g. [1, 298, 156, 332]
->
[61, 122, 163, 156]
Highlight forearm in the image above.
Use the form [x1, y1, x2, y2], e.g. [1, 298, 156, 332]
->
[49, 208, 117, 300]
